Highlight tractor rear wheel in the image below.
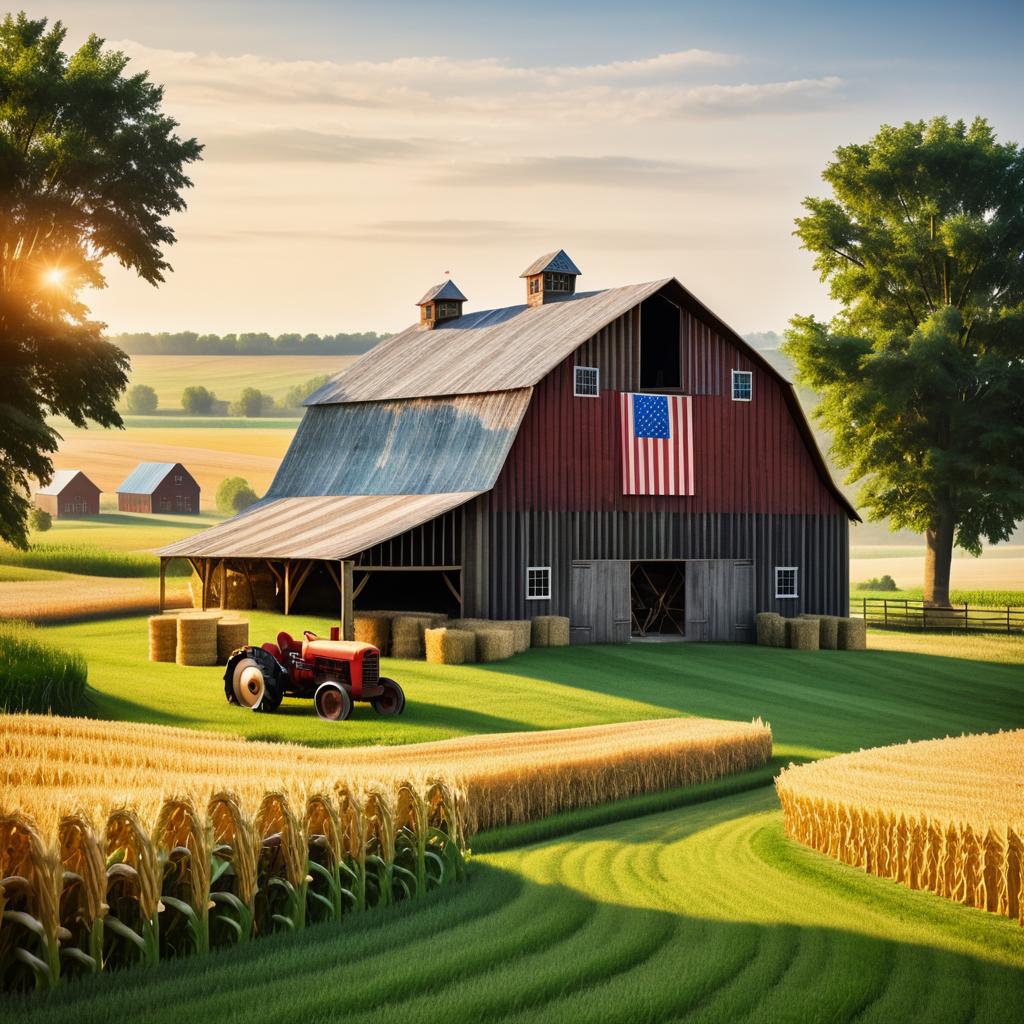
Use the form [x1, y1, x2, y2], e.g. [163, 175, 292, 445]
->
[371, 677, 405, 716]
[225, 649, 284, 713]
[314, 681, 352, 722]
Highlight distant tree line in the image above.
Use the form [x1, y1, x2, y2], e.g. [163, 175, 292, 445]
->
[111, 331, 385, 355]
[122, 375, 331, 418]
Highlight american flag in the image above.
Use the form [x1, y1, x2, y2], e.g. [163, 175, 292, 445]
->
[620, 393, 695, 496]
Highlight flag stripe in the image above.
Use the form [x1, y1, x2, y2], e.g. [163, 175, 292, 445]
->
[620, 392, 694, 496]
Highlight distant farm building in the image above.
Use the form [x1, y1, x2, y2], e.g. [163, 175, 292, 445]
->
[118, 462, 200, 514]
[162, 251, 858, 641]
[34, 470, 101, 518]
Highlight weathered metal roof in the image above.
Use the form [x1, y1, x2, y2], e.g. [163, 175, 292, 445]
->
[306, 279, 667, 406]
[116, 462, 180, 495]
[36, 469, 94, 496]
[157, 492, 479, 560]
[417, 279, 467, 305]
[265, 390, 530, 498]
[520, 249, 581, 277]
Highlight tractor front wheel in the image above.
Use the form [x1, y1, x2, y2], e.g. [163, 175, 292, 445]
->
[371, 677, 405, 716]
[314, 681, 352, 722]
[225, 649, 284, 713]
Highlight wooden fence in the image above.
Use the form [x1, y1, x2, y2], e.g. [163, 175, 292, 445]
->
[852, 598, 1024, 634]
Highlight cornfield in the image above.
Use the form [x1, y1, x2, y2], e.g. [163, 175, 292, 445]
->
[776, 730, 1024, 925]
[0, 712, 770, 992]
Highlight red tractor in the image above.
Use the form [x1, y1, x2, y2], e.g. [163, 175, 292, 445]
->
[224, 628, 405, 721]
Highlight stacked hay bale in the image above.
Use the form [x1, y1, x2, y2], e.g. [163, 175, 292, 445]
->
[801, 613, 839, 650]
[189, 568, 277, 611]
[391, 614, 447, 659]
[837, 617, 868, 650]
[785, 618, 820, 650]
[531, 615, 570, 647]
[148, 614, 179, 662]
[216, 619, 249, 664]
[424, 627, 476, 666]
[176, 613, 220, 666]
[354, 612, 392, 654]
[755, 612, 786, 647]
[475, 629, 514, 663]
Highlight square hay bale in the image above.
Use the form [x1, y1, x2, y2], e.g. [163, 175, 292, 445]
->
[354, 613, 391, 654]
[817, 615, 840, 650]
[531, 616, 551, 647]
[786, 617, 820, 650]
[837, 617, 868, 650]
[216, 619, 249, 664]
[475, 629, 514, 663]
[508, 620, 532, 653]
[424, 627, 470, 665]
[531, 615, 570, 647]
[391, 614, 444, 659]
[755, 612, 780, 647]
[457, 630, 477, 663]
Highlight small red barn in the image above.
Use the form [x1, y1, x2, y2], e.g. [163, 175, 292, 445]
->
[117, 462, 200, 515]
[34, 470, 101, 518]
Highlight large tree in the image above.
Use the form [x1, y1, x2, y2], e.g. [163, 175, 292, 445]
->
[785, 117, 1024, 606]
[0, 14, 201, 546]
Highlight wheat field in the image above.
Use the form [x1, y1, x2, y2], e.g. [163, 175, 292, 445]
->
[776, 730, 1024, 925]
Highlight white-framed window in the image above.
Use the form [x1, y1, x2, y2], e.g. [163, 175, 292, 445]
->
[731, 369, 753, 402]
[573, 365, 600, 398]
[775, 566, 799, 599]
[526, 566, 551, 600]
[174, 474, 182, 485]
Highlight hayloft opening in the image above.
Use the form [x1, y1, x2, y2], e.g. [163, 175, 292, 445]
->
[639, 294, 682, 390]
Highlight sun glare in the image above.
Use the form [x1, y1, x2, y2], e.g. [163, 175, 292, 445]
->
[42, 267, 66, 286]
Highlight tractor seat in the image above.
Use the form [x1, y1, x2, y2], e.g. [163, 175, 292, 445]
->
[277, 631, 303, 657]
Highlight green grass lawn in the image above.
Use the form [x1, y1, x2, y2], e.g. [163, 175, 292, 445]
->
[13, 787, 1023, 1024]
[37, 612, 1024, 761]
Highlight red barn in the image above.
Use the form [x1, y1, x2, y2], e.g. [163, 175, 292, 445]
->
[117, 462, 200, 515]
[163, 252, 857, 641]
[34, 470, 101, 518]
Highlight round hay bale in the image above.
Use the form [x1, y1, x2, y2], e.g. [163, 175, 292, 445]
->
[837, 617, 868, 650]
[216, 619, 249, 664]
[354, 613, 391, 654]
[148, 614, 178, 662]
[818, 615, 840, 650]
[425, 627, 473, 666]
[755, 612, 783, 647]
[786, 618, 819, 651]
[475, 629, 514, 663]
[176, 615, 219, 666]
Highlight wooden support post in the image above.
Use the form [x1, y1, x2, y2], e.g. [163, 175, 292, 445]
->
[341, 560, 354, 641]
[219, 559, 227, 610]
[243, 561, 257, 609]
[159, 558, 166, 613]
[201, 559, 211, 611]
[284, 560, 292, 616]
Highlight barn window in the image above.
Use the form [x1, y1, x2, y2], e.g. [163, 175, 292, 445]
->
[574, 366, 600, 398]
[526, 566, 551, 600]
[639, 294, 682, 390]
[544, 272, 573, 293]
[731, 370, 753, 402]
[775, 566, 799, 599]
[174, 474, 182, 485]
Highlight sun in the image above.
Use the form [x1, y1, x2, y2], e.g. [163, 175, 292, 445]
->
[42, 267, 66, 286]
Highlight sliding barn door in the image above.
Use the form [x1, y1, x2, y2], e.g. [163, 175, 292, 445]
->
[571, 560, 630, 644]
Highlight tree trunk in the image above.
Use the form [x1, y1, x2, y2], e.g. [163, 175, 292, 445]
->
[923, 511, 955, 608]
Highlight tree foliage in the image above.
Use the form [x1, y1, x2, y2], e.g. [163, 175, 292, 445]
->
[0, 14, 201, 547]
[111, 331, 383, 356]
[216, 476, 258, 514]
[27, 506, 51, 532]
[785, 117, 1024, 603]
[230, 387, 275, 418]
[182, 385, 216, 415]
[282, 375, 331, 410]
[125, 384, 158, 414]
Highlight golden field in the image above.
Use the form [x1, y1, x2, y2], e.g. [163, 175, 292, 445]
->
[1, 713, 772, 836]
[776, 730, 1024, 924]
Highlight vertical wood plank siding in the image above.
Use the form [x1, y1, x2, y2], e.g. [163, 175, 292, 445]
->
[352, 508, 462, 568]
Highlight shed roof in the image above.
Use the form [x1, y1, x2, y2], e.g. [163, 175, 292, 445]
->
[265, 390, 530, 499]
[117, 462, 192, 495]
[158, 492, 478, 560]
[520, 249, 581, 277]
[306, 279, 666, 406]
[36, 469, 96, 496]
[417, 279, 467, 305]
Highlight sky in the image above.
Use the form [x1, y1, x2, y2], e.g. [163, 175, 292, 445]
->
[19, 0, 1024, 336]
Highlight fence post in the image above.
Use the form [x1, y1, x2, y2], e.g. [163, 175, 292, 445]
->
[1009, 606, 1012, 635]
[883, 600, 888, 627]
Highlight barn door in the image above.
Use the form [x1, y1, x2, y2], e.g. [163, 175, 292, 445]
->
[684, 560, 709, 641]
[731, 560, 755, 642]
[571, 560, 630, 644]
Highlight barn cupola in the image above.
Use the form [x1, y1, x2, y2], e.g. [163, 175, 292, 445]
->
[520, 249, 581, 307]
[417, 279, 467, 329]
